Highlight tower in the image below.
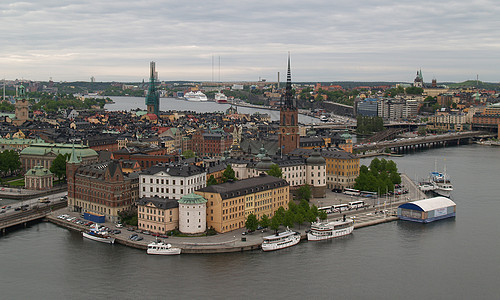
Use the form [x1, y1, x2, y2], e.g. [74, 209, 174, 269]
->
[66, 144, 82, 212]
[279, 54, 299, 154]
[145, 61, 160, 116]
[14, 84, 30, 126]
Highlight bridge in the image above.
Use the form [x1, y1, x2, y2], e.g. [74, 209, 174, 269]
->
[354, 131, 495, 153]
[0, 201, 67, 233]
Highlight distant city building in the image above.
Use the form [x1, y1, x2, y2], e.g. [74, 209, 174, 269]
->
[279, 55, 299, 154]
[20, 143, 99, 171]
[24, 165, 53, 190]
[145, 61, 160, 116]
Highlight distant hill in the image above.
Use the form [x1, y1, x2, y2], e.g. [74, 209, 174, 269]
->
[446, 80, 500, 90]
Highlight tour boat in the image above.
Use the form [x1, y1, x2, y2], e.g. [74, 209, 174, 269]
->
[307, 219, 354, 241]
[147, 241, 181, 255]
[215, 92, 228, 104]
[82, 224, 115, 244]
[184, 91, 208, 102]
[261, 229, 301, 251]
[429, 171, 453, 198]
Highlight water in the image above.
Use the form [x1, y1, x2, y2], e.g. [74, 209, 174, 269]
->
[1, 146, 499, 299]
[104, 96, 319, 124]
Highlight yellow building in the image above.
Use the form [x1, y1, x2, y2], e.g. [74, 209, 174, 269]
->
[137, 197, 179, 234]
[195, 174, 289, 233]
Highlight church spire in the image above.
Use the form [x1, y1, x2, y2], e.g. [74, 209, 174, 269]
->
[282, 52, 294, 109]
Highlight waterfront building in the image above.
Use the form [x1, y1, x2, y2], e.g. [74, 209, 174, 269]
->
[145, 62, 160, 117]
[66, 153, 139, 223]
[24, 165, 54, 190]
[427, 113, 469, 131]
[137, 197, 179, 234]
[20, 143, 98, 171]
[356, 98, 378, 117]
[398, 197, 456, 223]
[139, 163, 206, 200]
[178, 193, 207, 234]
[279, 55, 299, 154]
[290, 148, 359, 191]
[196, 174, 289, 233]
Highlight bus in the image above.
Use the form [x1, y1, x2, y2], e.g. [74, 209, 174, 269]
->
[360, 191, 377, 198]
[332, 204, 349, 213]
[318, 206, 334, 214]
[38, 197, 50, 203]
[348, 201, 365, 210]
[344, 188, 361, 196]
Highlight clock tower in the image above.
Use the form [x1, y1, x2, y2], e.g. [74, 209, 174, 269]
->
[279, 55, 299, 154]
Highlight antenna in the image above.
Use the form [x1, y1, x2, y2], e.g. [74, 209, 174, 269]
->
[218, 56, 221, 82]
[212, 55, 214, 83]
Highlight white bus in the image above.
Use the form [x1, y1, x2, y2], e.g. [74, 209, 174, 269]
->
[348, 201, 365, 210]
[344, 188, 361, 196]
[318, 206, 334, 214]
[332, 204, 349, 213]
[360, 191, 377, 198]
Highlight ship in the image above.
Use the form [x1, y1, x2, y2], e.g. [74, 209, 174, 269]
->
[215, 92, 228, 104]
[307, 218, 354, 241]
[184, 91, 208, 102]
[82, 224, 115, 244]
[261, 228, 300, 251]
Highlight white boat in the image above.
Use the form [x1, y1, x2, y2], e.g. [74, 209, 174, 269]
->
[320, 115, 328, 122]
[82, 224, 115, 244]
[418, 181, 436, 192]
[430, 171, 453, 198]
[261, 229, 301, 251]
[184, 91, 208, 102]
[215, 92, 228, 104]
[307, 219, 354, 241]
[147, 241, 181, 255]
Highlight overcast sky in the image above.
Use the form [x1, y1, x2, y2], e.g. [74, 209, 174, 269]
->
[1, 0, 499, 83]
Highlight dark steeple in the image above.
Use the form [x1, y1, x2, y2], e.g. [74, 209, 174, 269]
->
[145, 61, 160, 116]
[281, 53, 295, 109]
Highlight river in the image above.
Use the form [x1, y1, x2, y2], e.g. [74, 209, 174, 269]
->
[104, 96, 319, 124]
[1, 144, 499, 299]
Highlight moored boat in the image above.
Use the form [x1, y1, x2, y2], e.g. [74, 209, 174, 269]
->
[215, 92, 228, 103]
[184, 91, 208, 102]
[261, 229, 300, 251]
[82, 224, 115, 244]
[429, 171, 453, 198]
[147, 241, 181, 255]
[307, 219, 354, 241]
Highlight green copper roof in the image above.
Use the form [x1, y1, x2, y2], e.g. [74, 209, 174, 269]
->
[20, 143, 98, 158]
[25, 165, 53, 177]
[68, 144, 81, 164]
[178, 193, 207, 204]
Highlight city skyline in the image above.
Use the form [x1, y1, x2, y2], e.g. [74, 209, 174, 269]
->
[1, 0, 499, 83]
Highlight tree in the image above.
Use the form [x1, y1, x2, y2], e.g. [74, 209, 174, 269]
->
[182, 150, 195, 159]
[207, 175, 218, 186]
[318, 210, 328, 221]
[245, 214, 259, 232]
[283, 210, 295, 228]
[266, 164, 283, 178]
[297, 184, 312, 202]
[259, 214, 270, 228]
[50, 154, 68, 180]
[295, 211, 305, 229]
[0, 150, 21, 176]
[221, 165, 237, 183]
[270, 215, 281, 234]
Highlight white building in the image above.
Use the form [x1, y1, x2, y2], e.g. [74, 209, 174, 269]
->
[178, 193, 207, 234]
[139, 163, 206, 200]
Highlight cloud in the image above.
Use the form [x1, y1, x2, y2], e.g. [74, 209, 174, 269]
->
[1, 0, 499, 82]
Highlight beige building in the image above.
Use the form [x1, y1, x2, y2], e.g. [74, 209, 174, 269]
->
[196, 174, 289, 233]
[137, 197, 179, 234]
[24, 165, 54, 190]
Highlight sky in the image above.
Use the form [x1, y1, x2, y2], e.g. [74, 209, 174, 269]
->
[1, 0, 499, 83]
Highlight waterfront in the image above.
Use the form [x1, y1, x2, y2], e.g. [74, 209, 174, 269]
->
[104, 96, 319, 124]
[1, 144, 499, 299]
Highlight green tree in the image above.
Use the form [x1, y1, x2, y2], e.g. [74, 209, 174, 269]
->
[295, 211, 305, 229]
[221, 165, 237, 183]
[318, 210, 328, 221]
[266, 164, 283, 178]
[245, 213, 259, 232]
[0, 150, 21, 176]
[182, 150, 195, 159]
[207, 175, 218, 186]
[270, 215, 281, 234]
[307, 205, 319, 223]
[297, 184, 312, 202]
[259, 214, 270, 228]
[50, 154, 68, 180]
[283, 210, 295, 228]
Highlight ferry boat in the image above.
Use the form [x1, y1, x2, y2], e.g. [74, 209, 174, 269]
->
[430, 171, 453, 198]
[184, 91, 208, 102]
[307, 219, 354, 241]
[261, 229, 301, 251]
[147, 241, 181, 255]
[215, 92, 228, 104]
[82, 224, 115, 244]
